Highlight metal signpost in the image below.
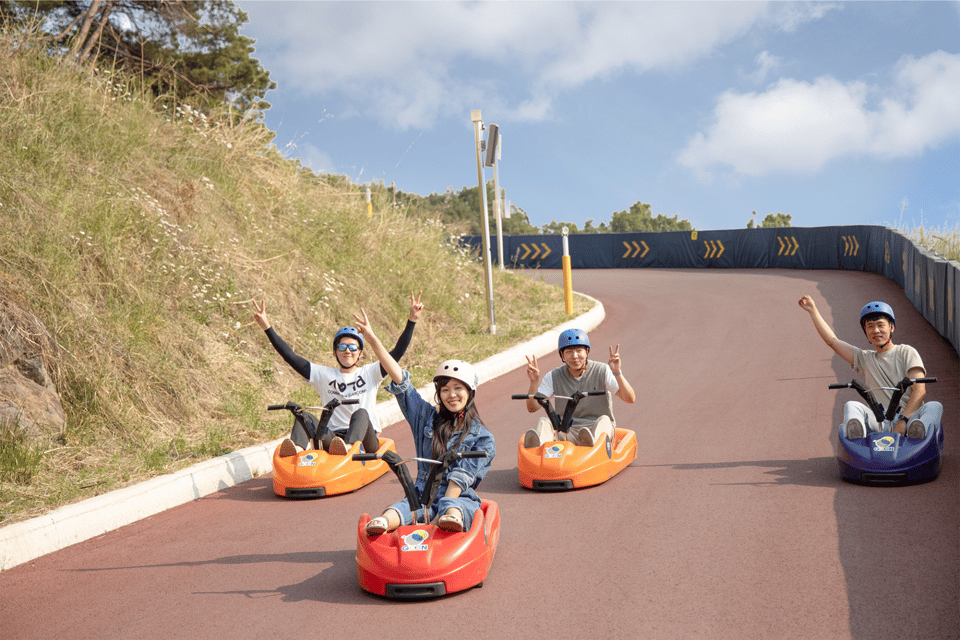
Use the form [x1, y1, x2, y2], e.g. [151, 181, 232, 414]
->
[484, 124, 504, 271]
[471, 110, 496, 334]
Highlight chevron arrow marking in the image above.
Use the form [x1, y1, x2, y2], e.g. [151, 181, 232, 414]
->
[622, 240, 648, 259]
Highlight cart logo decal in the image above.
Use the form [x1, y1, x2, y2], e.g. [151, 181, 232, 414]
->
[298, 452, 319, 466]
[873, 436, 895, 452]
[544, 443, 567, 458]
[401, 529, 430, 551]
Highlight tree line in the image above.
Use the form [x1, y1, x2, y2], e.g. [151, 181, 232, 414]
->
[388, 182, 793, 235]
[386, 182, 697, 235]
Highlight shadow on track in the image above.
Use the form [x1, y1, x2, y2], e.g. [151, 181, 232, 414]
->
[642, 457, 839, 488]
[200, 476, 278, 503]
[65, 549, 373, 605]
[473, 467, 533, 496]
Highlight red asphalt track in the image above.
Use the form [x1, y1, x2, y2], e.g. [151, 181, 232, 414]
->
[1, 269, 958, 640]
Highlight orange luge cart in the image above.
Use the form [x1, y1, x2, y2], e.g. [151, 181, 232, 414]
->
[267, 401, 395, 499]
[514, 392, 637, 490]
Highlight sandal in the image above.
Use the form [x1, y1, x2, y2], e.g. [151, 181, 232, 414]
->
[365, 516, 389, 536]
[437, 511, 464, 533]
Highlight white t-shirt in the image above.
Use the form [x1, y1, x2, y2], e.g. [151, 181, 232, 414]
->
[308, 361, 386, 432]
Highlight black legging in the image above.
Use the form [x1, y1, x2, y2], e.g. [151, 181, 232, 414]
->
[290, 408, 379, 453]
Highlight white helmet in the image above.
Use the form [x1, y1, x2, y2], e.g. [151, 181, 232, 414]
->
[434, 359, 479, 391]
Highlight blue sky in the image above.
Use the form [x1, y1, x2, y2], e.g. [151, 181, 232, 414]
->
[237, 1, 960, 233]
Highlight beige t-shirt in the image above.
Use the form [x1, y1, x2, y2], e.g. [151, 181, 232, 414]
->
[851, 343, 925, 409]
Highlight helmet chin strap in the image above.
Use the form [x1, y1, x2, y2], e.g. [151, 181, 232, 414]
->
[336, 353, 358, 371]
[874, 328, 893, 351]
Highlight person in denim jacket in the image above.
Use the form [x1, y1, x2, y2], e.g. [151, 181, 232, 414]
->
[352, 308, 495, 535]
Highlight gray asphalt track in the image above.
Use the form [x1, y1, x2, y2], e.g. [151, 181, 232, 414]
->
[1, 269, 957, 640]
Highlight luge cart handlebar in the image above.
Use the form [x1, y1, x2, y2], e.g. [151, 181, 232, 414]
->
[512, 390, 606, 433]
[829, 377, 936, 424]
[267, 399, 360, 448]
[352, 449, 489, 524]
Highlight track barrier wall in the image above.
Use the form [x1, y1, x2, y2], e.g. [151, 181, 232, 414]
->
[463, 226, 960, 355]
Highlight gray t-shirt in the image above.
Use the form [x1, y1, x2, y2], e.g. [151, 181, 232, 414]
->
[538, 360, 619, 428]
[851, 343, 925, 409]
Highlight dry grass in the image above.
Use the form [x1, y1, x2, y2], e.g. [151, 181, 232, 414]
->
[896, 224, 960, 262]
[0, 34, 585, 525]
[892, 198, 960, 261]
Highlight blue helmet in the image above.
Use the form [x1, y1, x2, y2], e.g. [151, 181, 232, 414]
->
[558, 328, 590, 354]
[859, 301, 895, 333]
[333, 326, 363, 350]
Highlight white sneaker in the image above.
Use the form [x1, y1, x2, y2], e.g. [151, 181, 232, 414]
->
[577, 428, 596, 447]
[523, 429, 541, 449]
[845, 420, 865, 439]
[906, 422, 925, 439]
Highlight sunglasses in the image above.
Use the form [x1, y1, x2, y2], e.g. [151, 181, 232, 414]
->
[336, 343, 360, 352]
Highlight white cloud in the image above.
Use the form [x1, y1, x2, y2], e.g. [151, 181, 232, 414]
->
[240, 1, 834, 130]
[535, 3, 770, 89]
[768, 1, 842, 32]
[744, 51, 782, 84]
[677, 51, 960, 178]
[869, 51, 960, 156]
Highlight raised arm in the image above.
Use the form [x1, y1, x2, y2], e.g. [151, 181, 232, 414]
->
[253, 300, 310, 379]
[525, 355, 541, 413]
[798, 295, 856, 366]
[381, 291, 423, 375]
[608, 345, 636, 403]
[354, 308, 403, 384]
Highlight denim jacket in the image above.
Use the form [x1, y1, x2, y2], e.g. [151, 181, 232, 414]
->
[386, 370, 496, 499]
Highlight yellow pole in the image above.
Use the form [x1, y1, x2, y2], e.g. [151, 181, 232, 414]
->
[562, 226, 573, 314]
[366, 187, 372, 218]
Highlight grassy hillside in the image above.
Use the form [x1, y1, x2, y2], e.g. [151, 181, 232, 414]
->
[0, 36, 585, 525]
